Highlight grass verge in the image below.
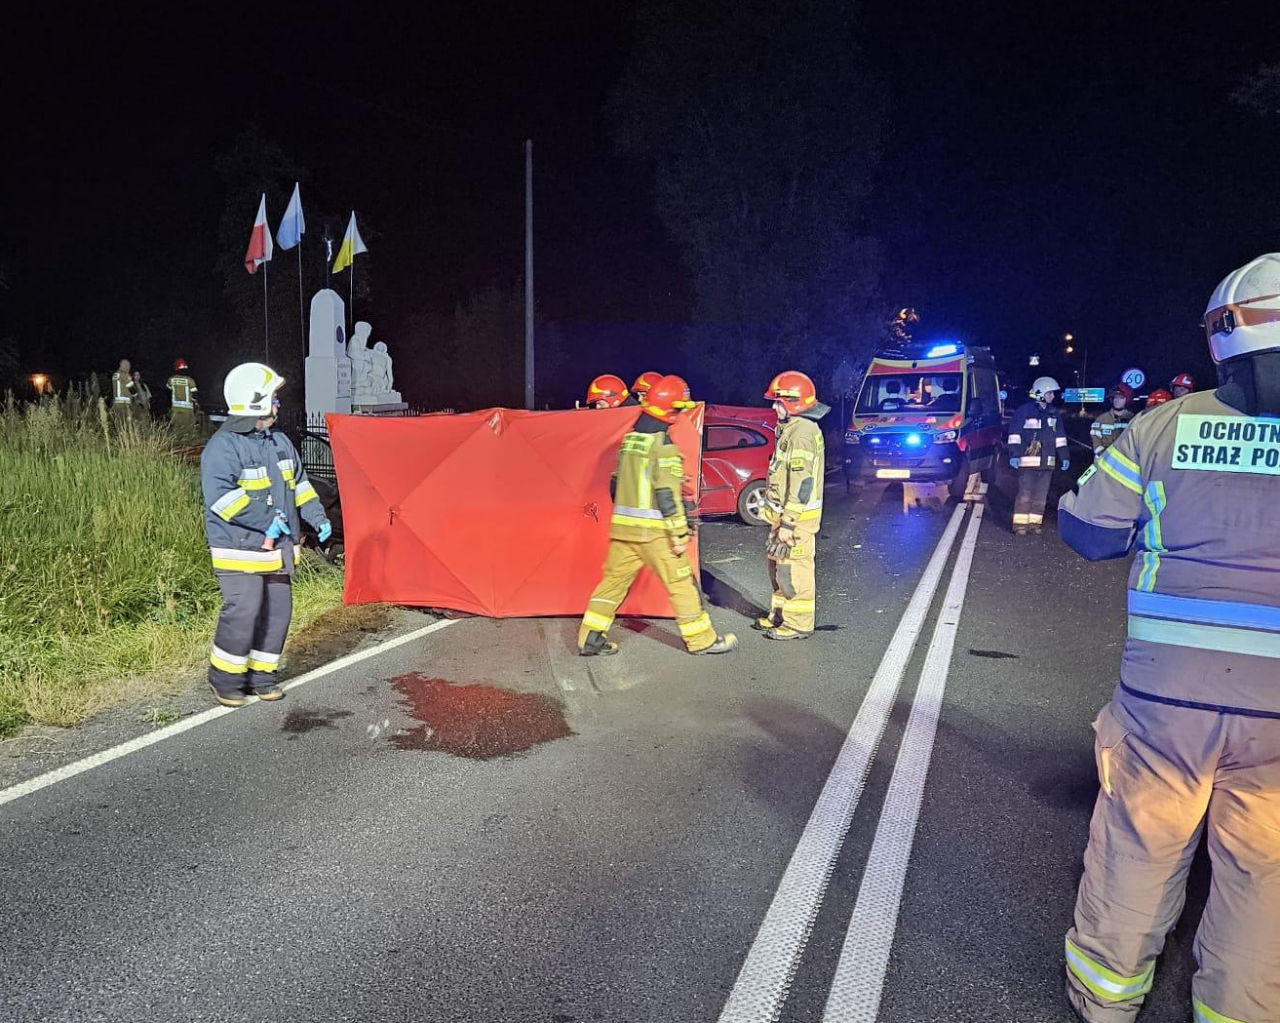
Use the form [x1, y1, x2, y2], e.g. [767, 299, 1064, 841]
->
[0, 394, 353, 738]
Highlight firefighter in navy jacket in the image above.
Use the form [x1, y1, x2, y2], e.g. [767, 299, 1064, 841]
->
[1006, 376, 1069, 534]
[200, 362, 331, 706]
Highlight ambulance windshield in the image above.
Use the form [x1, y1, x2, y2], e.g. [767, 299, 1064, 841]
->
[857, 373, 964, 414]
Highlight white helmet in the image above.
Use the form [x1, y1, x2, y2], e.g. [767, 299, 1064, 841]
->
[1030, 376, 1061, 400]
[224, 362, 285, 416]
[1204, 252, 1280, 364]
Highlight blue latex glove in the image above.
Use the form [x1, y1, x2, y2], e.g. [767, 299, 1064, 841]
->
[1008, 456, 1020, 469]
[1061, 458, 1071, 471]
[265, 512, 291, 540]
[317, 520, 332, 543]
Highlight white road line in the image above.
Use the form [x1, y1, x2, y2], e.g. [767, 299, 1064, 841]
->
[0, 618, 457, 810]
[821, 502, 985, 1023]
[718, 503, 969, 1023]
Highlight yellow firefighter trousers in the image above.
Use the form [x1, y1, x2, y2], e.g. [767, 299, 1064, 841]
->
[767, 525, 818, 633]
[1066, 684, 1280, 1023]
[578, 538, 716, 653]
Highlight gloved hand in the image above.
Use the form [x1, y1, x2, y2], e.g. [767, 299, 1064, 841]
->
[767, 528, 794, 562]
[265, 512, 291, 541]
[671, 534, 690, 557]
[1008, 456, 1020, 469]
[1060, 458, 1071, 471]
[317, 520, 332, 543]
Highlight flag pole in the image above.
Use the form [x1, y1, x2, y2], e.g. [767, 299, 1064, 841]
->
[296, 242, 305, 353]
[263, 260, 270, 363]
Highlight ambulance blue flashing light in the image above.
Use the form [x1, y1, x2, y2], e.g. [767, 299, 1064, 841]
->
[906, 433, 923, 447]
[925, 342, 960, 358]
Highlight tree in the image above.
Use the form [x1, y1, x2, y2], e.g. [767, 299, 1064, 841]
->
[613, 0, 886, 403]
[1234, 63, 1280, 117]
[444, 282, 524, 410]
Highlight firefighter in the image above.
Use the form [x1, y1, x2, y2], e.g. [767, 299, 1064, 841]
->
[1007, 376, 1069, 535]
[578, 374, 737, 657]
[200, 362, 332, 707]
[1058, 253, 1280, 1023]
[110, 358, 136, 426]
[630, 371, 663, 406]
[1089, 383, 1134, 456]
[756, 371, 827, 639]
[1170, 371, 1195, 398]
[167, 358, 200, 440]
[584, 374, 630, 409]
[1144, 387, 1173, 409]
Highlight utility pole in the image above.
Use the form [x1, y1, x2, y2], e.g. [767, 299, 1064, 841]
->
[524, 139, 535, 411]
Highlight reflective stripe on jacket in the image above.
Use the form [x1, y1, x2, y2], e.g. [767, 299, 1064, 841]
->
[200, 420, 325, 574]
[167, 374, 198, 409]
[609, 427, 689, 541]
[1007, 400, 1067, 469]
[766, 415, 825, 529]
[1090, 409, 1131, 453]
[111, 371, 135, 404]
[1058, 389, 1280, 715]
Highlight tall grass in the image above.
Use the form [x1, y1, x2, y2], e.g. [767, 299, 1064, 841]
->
[0, 394, 344, 738]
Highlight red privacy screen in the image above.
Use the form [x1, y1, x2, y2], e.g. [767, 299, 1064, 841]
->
[328, 405, 704, 617]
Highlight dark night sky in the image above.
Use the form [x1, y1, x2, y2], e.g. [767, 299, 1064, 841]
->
[6, 1, 1280, 402]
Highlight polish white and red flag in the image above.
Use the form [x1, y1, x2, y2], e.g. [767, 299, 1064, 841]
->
[243, 193, 274, 274]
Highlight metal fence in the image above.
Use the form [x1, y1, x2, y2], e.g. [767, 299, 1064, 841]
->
[290, 407, 451, 486]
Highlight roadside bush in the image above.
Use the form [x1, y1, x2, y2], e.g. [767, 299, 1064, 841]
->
[0, 395, 343, 738]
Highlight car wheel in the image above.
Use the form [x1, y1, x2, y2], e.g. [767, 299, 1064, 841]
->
[737, 480, 769, 526]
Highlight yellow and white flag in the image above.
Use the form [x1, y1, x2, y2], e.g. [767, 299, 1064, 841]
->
[331, 211, 368, 274]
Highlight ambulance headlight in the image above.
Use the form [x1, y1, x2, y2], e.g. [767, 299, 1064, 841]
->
[933, 430, 958, 443]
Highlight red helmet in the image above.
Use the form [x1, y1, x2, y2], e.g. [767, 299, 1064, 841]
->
[1109, 382, 1134, 402]
[1146, 388, 1173, 407]
[764, 370, 818, 415]
[1171, 372, 1195, 391]
[585, 374, 629, 409]
[643, 374, 694, 421]
[631, 371, 663, 398]
[174, 358, 189, 372]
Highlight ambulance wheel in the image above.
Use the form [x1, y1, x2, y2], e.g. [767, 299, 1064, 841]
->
[949, 458, 971, 500]
[738, 480, 769, 526]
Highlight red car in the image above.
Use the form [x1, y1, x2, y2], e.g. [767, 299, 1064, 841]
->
[698, 404, 777, 526]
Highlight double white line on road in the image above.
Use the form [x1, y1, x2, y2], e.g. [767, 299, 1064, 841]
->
[719, 501, 985, 1023]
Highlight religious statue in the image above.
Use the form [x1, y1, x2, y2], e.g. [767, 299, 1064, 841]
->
[348, 321, 401, 407]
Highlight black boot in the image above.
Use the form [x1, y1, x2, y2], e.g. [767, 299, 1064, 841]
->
[579, 631, 619, 657]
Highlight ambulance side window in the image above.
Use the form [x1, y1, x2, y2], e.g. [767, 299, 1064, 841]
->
[969, 370, 999, 417]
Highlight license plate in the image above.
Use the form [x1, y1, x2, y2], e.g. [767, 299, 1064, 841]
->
[876, 468, 911, 480]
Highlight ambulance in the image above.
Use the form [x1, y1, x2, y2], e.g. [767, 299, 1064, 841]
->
[844, 341, 1004, 497]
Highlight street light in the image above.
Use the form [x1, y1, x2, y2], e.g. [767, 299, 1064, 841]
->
[30, 374, 48, 395]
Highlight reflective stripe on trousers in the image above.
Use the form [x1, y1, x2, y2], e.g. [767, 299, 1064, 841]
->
[578, 538, 714, 653]
[1065, 684, 1280, 1023]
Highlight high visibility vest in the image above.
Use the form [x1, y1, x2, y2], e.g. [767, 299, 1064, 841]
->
[609, 428, 690, 542]
[1060, 388, 1280, 716]
[168, 374, 197, 410]
[766, 416, 825, 529]
[111, 371, 134, 404]
[1090, 409, 1132, 453]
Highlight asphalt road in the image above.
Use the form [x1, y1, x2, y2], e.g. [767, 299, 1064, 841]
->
[0, 472, 1207, 1023]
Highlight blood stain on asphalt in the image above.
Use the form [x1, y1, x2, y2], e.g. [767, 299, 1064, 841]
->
[388, 674, 573, 759]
